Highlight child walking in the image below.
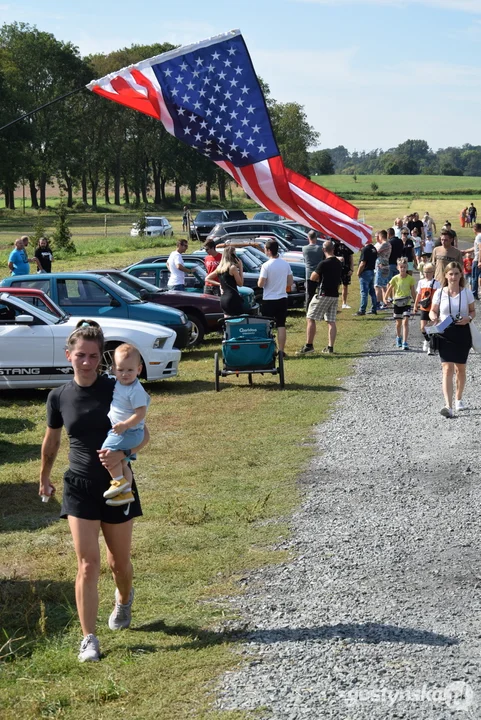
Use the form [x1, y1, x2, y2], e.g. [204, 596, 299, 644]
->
[384, 257, 417, 350]
[102, 344, 150, 507]
[413, 263, 440, 355]
[463, 252, 473, 291]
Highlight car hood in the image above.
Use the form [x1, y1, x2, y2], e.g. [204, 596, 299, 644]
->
[61, 316, 175, 339]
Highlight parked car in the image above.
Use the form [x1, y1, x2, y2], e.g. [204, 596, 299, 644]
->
[130, 216, 174, 237]
[0, 273, 192, 350]
[125, 260, 266, 303]
[89, 270, 258, 346]
[0, 290, 180, 389]
[190, 209, 247, 240]
[252, 211, 286, 222]
[207, 220, 310, 249]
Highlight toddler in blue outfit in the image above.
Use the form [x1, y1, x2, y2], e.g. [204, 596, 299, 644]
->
[102, 344, 150, 507]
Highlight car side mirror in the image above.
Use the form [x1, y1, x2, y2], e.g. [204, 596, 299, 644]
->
[110, 298, 121, 308]
[16, 314, 34, 323]
[139, 289, 149, 299]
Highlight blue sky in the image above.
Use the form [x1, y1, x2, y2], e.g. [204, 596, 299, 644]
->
[3, 0, 481, 152]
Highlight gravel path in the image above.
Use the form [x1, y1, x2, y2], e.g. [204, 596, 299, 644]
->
[216, 316, 481, 719]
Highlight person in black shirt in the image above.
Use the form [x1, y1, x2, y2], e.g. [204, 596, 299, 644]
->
[296, 240, 342, 355]
[407, 212, 424, 239]
[39, 320, 149, 663]
[34, 237, 54, 273]
[356, 238, 378, 315]
[388, 227, 403, 280]
[400, 229, 416, 274]
[333, 239, 354, 309]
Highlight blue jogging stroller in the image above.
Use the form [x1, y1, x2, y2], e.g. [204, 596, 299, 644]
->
[214, 315, 285, 391]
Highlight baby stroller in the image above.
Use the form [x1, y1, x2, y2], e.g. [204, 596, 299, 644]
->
[214, 315, 285, 391]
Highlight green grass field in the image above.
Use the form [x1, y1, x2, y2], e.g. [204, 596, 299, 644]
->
[312, 174, 481, 196]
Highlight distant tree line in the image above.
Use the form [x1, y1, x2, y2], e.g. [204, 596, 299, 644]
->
[0, 23, 319, 210]
[308, 140, 481, 177]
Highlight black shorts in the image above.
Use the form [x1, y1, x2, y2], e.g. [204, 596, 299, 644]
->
[420, 310, 430, 322]
[60, 469, 143, 524]
[341, 272, 351, 287]
[261, 298, 288, 328]
[393, 304, 412, 317]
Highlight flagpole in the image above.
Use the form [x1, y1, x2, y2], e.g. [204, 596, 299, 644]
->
[0, 86, 86, 133]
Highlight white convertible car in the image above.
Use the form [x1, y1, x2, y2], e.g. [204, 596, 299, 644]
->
[0, 291, 181, 389]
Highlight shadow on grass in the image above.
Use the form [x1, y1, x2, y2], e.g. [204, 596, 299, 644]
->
[0, 418, 36, 434]
[0, 578, 75, 653]
[0, 481, 59, 532]
[132, 619, 457, 650]
[0, 440, 42, 467]
[145, 380, 215, 395]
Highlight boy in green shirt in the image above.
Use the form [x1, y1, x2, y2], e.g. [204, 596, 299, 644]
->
[384, 257, 417, 350]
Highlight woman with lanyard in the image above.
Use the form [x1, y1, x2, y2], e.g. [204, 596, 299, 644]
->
[429, 262, 475, 418]
[39, 320, 148, 662]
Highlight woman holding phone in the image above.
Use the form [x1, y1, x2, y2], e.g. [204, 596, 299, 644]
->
[429, 262, 475, 417]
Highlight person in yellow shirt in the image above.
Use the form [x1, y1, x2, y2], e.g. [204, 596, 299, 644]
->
[384, 257, 417, 350]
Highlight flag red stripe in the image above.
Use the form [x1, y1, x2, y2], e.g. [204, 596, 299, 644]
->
[286, 168, 359, 220]
[91, 81, 161, 120]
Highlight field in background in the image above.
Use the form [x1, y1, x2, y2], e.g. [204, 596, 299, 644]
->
[312, 174, 481, 196]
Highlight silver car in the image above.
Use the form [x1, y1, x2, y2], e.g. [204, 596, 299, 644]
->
[130, 216, 174, 237]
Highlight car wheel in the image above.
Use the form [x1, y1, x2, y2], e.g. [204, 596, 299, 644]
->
[101, 343, 120, 375]
[186, 313, 206, 347]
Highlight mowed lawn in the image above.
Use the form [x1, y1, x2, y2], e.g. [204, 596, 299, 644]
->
[312, 173, 481, 195]
[0, 241, 387, 719]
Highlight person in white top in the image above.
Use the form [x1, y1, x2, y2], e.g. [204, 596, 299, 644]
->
[429, 261, 475, 418]
[167, 239, 192, 290]
[258, 238, 293, 356]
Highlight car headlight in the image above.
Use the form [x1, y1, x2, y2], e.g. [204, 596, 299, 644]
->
[153, 338, 166, 348]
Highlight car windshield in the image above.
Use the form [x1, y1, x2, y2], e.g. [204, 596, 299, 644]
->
[195, 212, 224, 222]
[237, 252, 259, 271]
[2, 293, 58, 324]
[102, 271, 164, 296]
[192, 265, 207, 280]
[92, 275, 143, 303]
[146, 218, 165, 226]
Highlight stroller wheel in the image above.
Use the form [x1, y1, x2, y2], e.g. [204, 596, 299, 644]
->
[214, 352, 220, 392]
[278, 351, 285, 389]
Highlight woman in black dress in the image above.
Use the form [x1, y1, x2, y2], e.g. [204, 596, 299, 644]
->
[429, 261, 475, 417]
[206, 246, 244, 316]
[39, 320, 148, 662]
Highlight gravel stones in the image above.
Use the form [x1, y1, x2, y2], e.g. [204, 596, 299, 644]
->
[216, 319, 481, 718]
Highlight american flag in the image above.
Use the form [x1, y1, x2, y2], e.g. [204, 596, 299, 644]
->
[87, 30, 371, 250]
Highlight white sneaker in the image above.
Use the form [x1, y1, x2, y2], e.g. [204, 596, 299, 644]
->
[427, 346, 434, 356]
[455, 399, 467, 411]
[342, 303, 351, 309]
[78, 634, 100, 662]
[109, 588, 134, 630]
[422, 339, 429, 352]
